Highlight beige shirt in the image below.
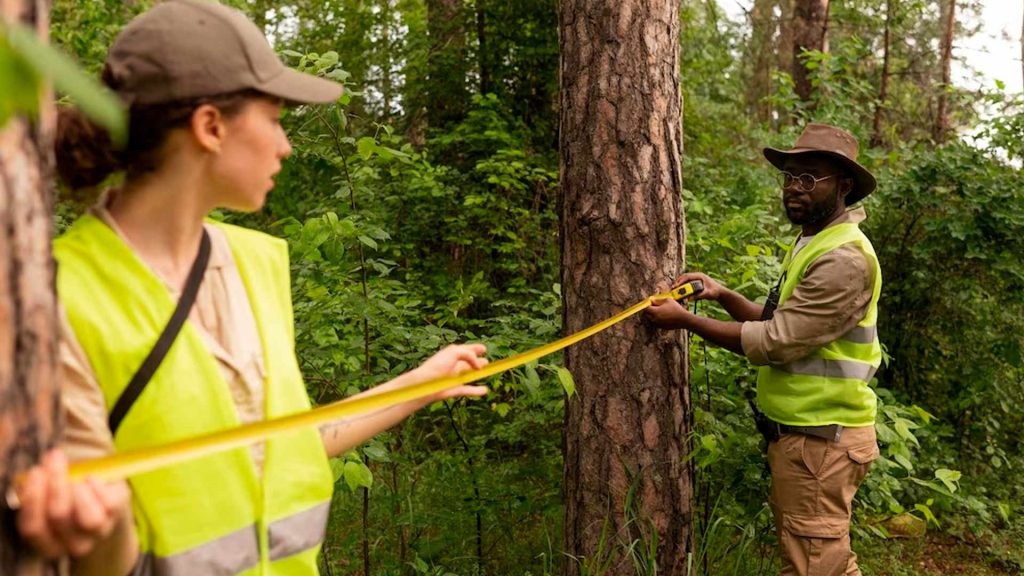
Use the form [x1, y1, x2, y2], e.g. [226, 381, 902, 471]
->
[60, 199, 268, 472]
[741, 207, 875, 366]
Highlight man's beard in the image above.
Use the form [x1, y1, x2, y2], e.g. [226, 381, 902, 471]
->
[785, 193, 841, 226]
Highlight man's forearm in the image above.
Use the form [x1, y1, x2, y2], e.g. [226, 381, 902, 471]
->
[718, 288, 765, 322]
[684, 313, 745, 356]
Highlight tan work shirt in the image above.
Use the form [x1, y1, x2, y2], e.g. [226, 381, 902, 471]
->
[741, 207, 874, 366]
[60, 196, 268, 472]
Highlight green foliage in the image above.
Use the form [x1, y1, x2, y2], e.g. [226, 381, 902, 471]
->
[1, 21, 125, 138]
[36, 0, 1024, 573]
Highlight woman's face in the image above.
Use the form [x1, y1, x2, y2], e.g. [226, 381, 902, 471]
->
[209, 97, 292, 212]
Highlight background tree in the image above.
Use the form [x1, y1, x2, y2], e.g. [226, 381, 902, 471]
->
[0, 1, 60, 574]
[37, 0, 1024, 573]
[870, 0, 892, 146]
[934, 0, 956, 142]
[559, 0, 693, 574]
[792, 0, 830, 101]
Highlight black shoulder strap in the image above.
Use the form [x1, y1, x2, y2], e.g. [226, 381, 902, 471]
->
[108, 229, 212, 435]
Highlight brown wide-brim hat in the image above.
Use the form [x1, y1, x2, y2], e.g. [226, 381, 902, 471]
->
[104, 0, 342, 106]
[763, 123, 877, 206]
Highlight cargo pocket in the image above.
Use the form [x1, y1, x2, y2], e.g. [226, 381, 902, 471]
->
[847, 443, 880, 465]
[785, 513, 848, 539]
[847, 442, 880, 487]
[784, 513, 850, 576]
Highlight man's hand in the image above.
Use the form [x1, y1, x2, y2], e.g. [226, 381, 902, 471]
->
[644, 296, 693, 329]
[672, 272, 724, 302]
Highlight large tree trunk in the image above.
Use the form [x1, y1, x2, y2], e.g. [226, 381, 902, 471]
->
[871, 0, 893, 148]
[0, 1, 61, 575]
[934, 0, 956, 143]
[792, 0, 830, 102]
[559, 1, 693, 575]
[425, 0, 468, 130]
[746, 0, 779, 122]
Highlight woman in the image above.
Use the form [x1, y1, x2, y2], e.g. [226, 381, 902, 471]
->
[19, 0, 489, 574]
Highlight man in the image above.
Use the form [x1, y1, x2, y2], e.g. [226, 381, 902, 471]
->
[645, 123, 882, 576]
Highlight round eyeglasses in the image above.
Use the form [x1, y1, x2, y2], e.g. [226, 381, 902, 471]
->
[777, 171, 838, 192]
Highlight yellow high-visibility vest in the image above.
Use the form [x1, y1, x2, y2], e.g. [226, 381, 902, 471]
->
[757, 222, 882, 427]
[56, 215, 333, 575]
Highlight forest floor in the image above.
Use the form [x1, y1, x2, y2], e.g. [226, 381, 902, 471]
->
[858, 533, 1023, 576]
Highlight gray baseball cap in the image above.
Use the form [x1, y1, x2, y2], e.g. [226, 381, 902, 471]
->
[103, 0, 342, 105]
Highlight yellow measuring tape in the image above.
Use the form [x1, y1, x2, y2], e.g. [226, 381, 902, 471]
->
[68, 281, 703, 482]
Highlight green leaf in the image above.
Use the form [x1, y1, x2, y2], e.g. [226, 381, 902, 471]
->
[0, 41, 41, 126]
[343, 460, 373, 491]
[329, 458, 345, 483]
[913, 503, 940, 528]
[556, 366, 575, 398]
[356, 136, 377, 159]
[6, 24, 126, 143]
[893, 453, 914, 471]
[362, 441, 390, 462]
[934, 468, 961, 493]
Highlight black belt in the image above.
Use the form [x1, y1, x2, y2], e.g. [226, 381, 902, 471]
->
[748, 399, 844, 445]
[772, 421, 843, 443]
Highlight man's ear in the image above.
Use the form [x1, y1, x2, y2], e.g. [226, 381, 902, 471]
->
[839, 173, 854, 199]
[190, 104, 226, 153]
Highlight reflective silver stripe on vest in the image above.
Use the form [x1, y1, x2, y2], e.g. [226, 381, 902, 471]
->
[148, 502, 328, 575]
[154, 524, 259, 576]
[841, 325, 877, 344]
[269, 501, 331, 561]
[778, 357, 878, 383]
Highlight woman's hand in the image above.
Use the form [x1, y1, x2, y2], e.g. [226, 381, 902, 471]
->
[15, 449, 130, 559]
[320, 344, 491, 456]
[410, 343, 490, 406]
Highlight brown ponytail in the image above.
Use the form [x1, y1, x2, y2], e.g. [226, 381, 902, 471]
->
[55, 106, 122, 193]
[54, 86, 266, 194]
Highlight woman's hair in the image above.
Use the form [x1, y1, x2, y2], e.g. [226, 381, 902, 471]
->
[55, 75, 265, 195]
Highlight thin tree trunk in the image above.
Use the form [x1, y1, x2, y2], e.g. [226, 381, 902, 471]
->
[792, 0, 830, 102]
[426, 0, 467, 130]
[380, 0, 393, 120]
[560, 1, 693, 574]
[934, 0, 956, 143]
[871, 0, 893, 148]
[476, 0, 489, 95]
[0, 0, 61, 575]
[777, 0, 794, 78]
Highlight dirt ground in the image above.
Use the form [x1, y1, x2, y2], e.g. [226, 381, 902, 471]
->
[858, 534, 1023, 576]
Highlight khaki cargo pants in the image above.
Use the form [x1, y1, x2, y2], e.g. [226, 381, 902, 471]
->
[767, 425, 880, 576]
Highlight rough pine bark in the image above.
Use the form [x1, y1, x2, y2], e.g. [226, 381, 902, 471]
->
[792, 0, 830, 102]
[559, 1, 693, 574]
[0, 0, 61, 574]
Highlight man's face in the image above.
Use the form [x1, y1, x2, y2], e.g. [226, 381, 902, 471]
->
[779, 155, 852, 226]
